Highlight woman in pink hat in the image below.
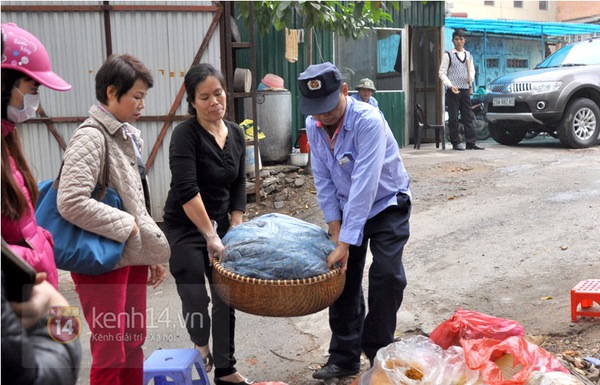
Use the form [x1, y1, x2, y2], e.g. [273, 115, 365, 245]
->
[1, 22, 72, 289]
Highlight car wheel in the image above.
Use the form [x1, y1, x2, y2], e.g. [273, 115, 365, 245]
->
[489, 122, 526, 145]
[557, 98, 600, 148]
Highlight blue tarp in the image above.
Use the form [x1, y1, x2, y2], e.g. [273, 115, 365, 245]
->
[446, 17, 600, 38]
[221, 213, 335, 280]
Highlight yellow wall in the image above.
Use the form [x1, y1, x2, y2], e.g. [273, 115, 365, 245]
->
[449, 0, 600, 22]
[556, 1, 600, 21]
[448, 0, 558, 21]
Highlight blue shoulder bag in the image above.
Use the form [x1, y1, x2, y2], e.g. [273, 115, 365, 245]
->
[35, 124, 125, 275]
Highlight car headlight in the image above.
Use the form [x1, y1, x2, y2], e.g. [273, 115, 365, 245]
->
[530, 81, 562, 93]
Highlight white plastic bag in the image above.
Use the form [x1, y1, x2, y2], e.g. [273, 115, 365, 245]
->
[525, 370, 584, 385]
[359, 336, 483, 385]
[440, 346, 483, 385]
[359, 335, 444, 385]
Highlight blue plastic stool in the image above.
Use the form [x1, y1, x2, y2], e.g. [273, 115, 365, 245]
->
[143, 348, 210, 385]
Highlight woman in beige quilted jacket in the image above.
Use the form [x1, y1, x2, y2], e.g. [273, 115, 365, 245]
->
[56, 54, 170, 385]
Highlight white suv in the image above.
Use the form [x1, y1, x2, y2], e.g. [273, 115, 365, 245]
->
[485, 37, 600, 148]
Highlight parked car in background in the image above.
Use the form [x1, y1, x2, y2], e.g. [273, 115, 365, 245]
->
[485, 37, 600, 148]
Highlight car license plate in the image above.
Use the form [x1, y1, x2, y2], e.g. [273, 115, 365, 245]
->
[493, 97, 515, 107]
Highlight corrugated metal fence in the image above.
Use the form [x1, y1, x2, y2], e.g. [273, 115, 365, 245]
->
[2, 1, 222, 221]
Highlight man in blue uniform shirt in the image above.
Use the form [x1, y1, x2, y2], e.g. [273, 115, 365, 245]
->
[297, 62, 411, 380]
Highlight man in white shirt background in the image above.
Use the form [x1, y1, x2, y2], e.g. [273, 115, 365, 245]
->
[439, 28, 485, 150]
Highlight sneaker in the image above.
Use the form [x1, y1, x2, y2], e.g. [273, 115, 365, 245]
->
[466, 143, 485, 150]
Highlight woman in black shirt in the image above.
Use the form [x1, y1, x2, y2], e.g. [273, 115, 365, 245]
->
[163, 63, 250, 385]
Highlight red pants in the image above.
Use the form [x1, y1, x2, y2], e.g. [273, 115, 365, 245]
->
[72, 265, 148, 385]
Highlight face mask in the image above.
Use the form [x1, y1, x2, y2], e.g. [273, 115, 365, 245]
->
[7, 87, 40, 123]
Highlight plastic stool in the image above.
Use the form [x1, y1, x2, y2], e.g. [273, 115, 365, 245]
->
[143, 348, 209, 385]
[571, 279, 600, 322]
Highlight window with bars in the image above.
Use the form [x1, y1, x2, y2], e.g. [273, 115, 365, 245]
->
[539, 1, 548, 10]
[507, 58, 529, 68]
[486, 57, 500, 68]
[514, 1, 523, 8]
[484, 0, 494, 5]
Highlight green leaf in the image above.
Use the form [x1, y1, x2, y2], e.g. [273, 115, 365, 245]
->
[240, 1, 396, 40]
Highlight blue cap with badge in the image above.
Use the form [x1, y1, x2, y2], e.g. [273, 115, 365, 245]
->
[297, 62, 342, 115]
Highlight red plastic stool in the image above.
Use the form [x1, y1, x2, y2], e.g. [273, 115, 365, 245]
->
[571, 279, 600, 322]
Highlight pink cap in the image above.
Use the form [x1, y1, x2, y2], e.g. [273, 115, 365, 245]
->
[1, 22, 71, 91]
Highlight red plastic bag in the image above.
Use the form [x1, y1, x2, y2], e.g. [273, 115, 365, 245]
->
[429, 308, 525, 350]
[461, 336, 568, 385]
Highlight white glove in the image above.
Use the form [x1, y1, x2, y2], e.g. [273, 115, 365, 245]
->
[202, 220, 224, 264]
[204, 232, 224, 264]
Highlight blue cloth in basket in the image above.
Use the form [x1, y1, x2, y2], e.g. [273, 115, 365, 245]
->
[221, 213, 335, 279]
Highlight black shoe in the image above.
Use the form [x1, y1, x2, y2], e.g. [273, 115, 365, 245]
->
[466, 143, 485, 150]
[452, 144, 466, 151]
[312, 364, 359, 380]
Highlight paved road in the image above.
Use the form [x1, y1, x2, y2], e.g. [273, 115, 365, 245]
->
[62, 136, 600, 385]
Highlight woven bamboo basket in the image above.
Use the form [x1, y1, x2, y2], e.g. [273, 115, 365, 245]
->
[212, 260, 346, 317]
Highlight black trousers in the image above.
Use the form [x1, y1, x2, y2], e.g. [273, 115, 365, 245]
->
[327, 192, 411, 369]
[446, 88, 477, 146]
[164, 222, 237, 378]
